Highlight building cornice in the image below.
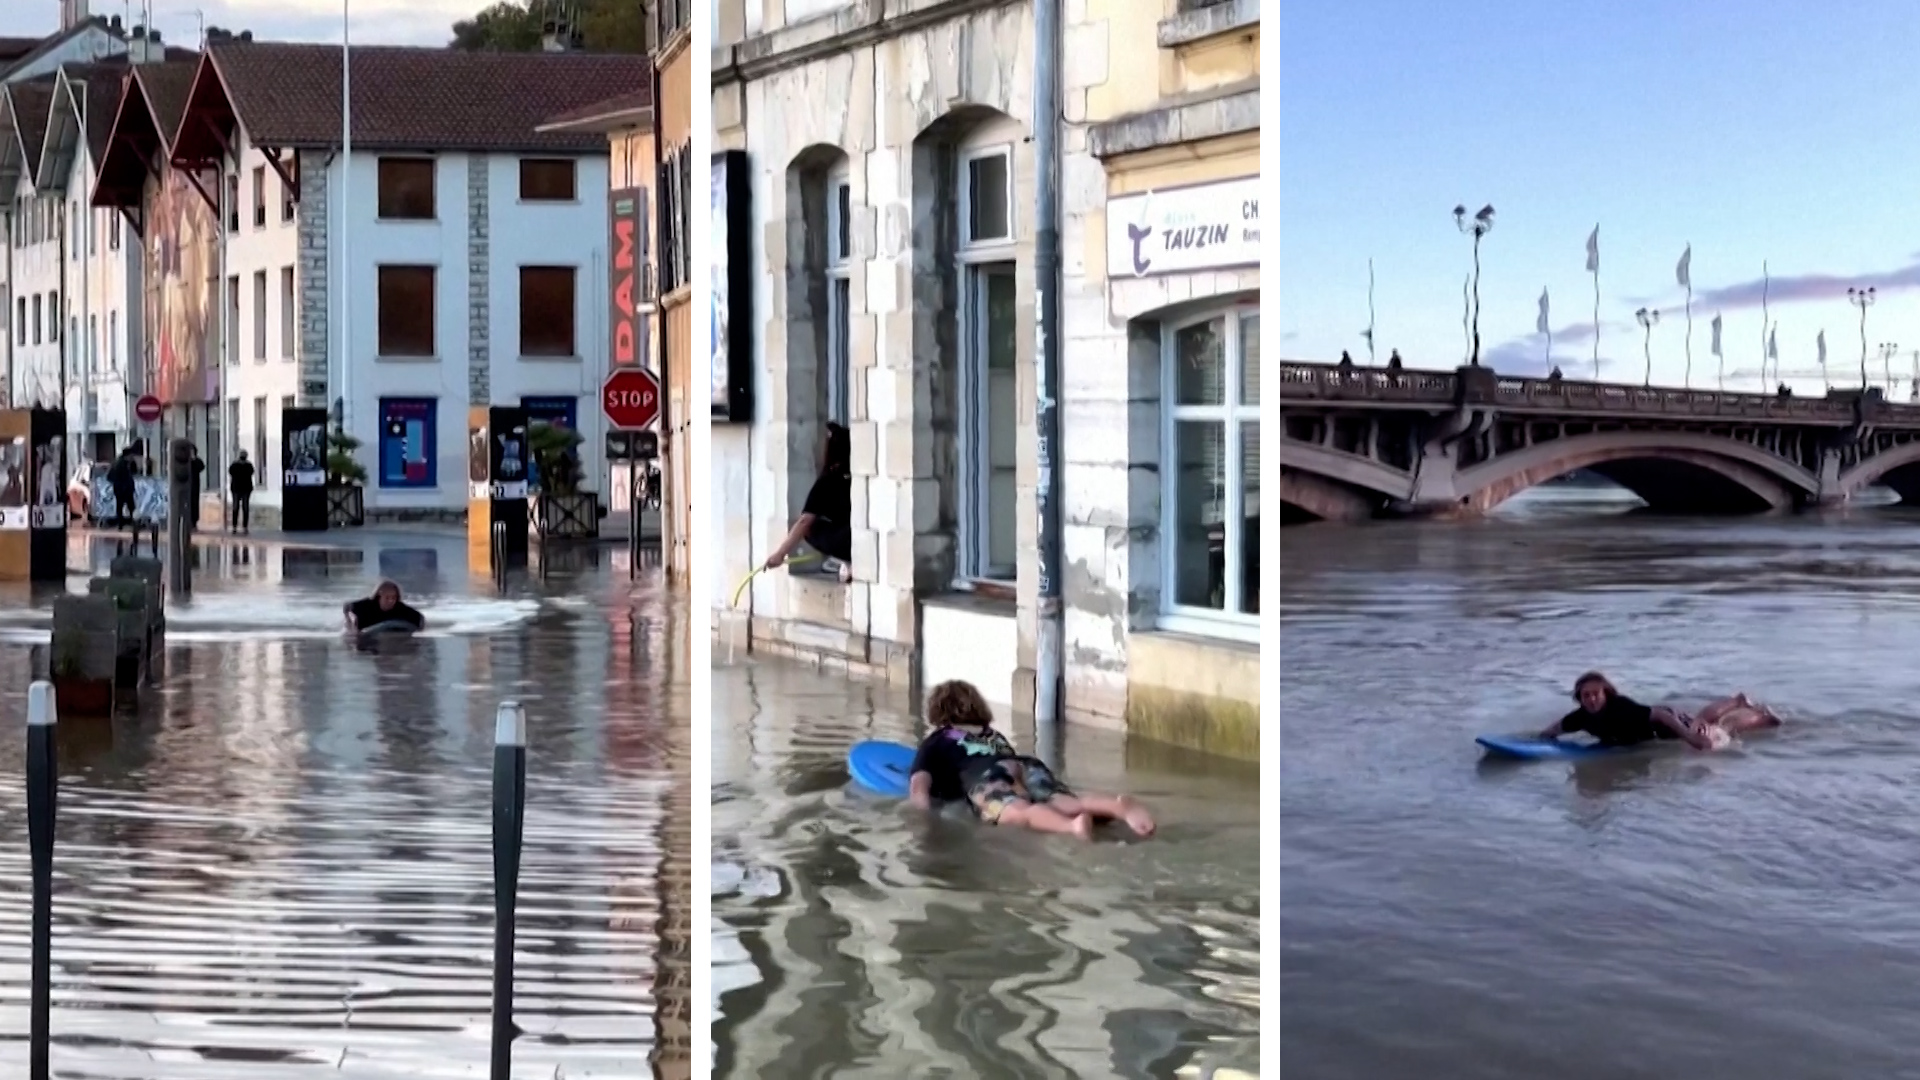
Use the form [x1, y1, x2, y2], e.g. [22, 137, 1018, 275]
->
[713, 0, 1021, 88]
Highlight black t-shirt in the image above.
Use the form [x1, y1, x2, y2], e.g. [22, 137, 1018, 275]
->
[802, 467, 851, 525]
[229, 461, 255, 494]
[348, 597, 424, 631]
[1560, 695, 1675, 746]
[909, 724, 1018, 801]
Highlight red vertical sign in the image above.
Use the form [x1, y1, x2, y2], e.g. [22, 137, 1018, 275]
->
[609, 188, 646, 372]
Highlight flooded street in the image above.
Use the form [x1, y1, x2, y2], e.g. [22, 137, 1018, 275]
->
[709, 659, 1260, 1079]
[1282, 488, 1920, 1079]
[0, 529, 688, 1079]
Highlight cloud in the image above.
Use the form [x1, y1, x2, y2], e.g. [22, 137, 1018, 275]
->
[0, 0, 479, 45]
[1623, 260, 1920, 314]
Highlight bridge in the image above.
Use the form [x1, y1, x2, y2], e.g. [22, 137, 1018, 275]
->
[1278, 362, 1920, 522]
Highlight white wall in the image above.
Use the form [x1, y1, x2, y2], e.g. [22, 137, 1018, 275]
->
[317, 149, 612, 513]
[222, 135, 301, 508]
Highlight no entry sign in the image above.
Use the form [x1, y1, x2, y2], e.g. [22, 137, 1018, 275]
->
[602, 368, 660, 430]
[134, 395, 162, 423]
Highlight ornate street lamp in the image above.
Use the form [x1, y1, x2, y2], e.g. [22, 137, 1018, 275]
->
[1636, 307, 1660, 386]
[1881, 341, 1900, 395]
[1849, 286, 1877, 389]
[1454, 203, 1495, 366]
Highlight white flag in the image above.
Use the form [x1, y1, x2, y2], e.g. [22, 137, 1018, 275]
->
[1711, 313, 1722, 357]
[1676, 245, 1692, 289]
[1585, 226, 1599, 273]
[1537, 288, 1551, 334]
[1817, 329, 1827, 367]
[1768, 326, 1778, 360]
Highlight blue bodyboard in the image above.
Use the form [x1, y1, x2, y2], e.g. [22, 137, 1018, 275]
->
[1476, 735, 1627, 761]
[848, 740, 916, 797]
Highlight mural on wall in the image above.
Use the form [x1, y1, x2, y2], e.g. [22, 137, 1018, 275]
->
[145, 167, 218, 404]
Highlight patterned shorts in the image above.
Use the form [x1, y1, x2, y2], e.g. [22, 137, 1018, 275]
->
[966, 756, 1075, 825]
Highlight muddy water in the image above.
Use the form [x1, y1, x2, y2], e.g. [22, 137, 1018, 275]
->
[0, 531, 688, 1078]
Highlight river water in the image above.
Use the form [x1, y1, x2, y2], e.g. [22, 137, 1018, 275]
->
[0, 530, 688, 1079]
[1281, 486, 1920, 1079]
[710, 658, 1261, 1079]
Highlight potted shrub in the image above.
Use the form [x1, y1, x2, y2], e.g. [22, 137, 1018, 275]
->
[326, 426, 368, 527]
[529, 421, 596, 540]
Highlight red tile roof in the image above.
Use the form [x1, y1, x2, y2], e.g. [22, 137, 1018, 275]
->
[90, 60, 202, 207]
[177, 42, 652, 161]
[7, 79, 56, 172]
[540, 89, 651, 132]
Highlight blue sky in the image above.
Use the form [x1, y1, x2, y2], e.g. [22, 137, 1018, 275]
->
[0, 1, 472, 47]
[1282, 0, 1920, 395]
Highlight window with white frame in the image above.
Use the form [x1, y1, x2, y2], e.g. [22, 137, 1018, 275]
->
[824, 170, 851, 425]
[1161, 304, 1261, 637]
[955, 128, 1018, 584]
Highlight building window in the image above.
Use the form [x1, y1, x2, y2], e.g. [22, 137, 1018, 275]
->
[86, 206, 95, 255]
[519, 159, 576, 202]
[224, 398, 239, 478]
[281, 159, 296, 222]
[252, 166, 267, 228]
[227, 275, 240, 365]
[47, 292, 56, 341]
[69, 202, 77, 260]
[377, 158, 436, 220]
[659, 142, 690, 294]
[109, 310, 118, 370]
[377, 266, 436, 356]
[253, 270, 268, 359]
[824, 172, 851, 425]
[519, 266, 576, 357]
[226, 173, 240, 232]
[88, 313, 97, 372]
[253, 396, 268, 487]
[15, 297, 23, 345]
[280, 266, 296, 358]
[377, 397, 437, 488]
[1163, 306, 1261, 631]
[955, 136, 1018, 585]
[109, 209, 120, 251]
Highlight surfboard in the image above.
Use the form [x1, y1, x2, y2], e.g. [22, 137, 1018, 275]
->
[848, 740, 916, 797]
[1476, 734, 1628, 761]
[358, 620, 420, 638]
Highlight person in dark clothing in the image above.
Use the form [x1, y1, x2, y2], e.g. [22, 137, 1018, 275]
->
[764, 421, 853, 583]
[228, 450, 255, 533]
[1537, 671, 1781, 751]
[906, 679, 1156, 840]
[188, 450, 206, 531]
[106, 448, 137, 528]
[342, 580, 426, 632]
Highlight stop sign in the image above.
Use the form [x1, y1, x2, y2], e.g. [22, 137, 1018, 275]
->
[602, 368, 660, 430]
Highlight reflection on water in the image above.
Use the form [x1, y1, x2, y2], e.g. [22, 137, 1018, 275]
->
[711, 660, 1259, 1079]
[0, 533, 689, 1079]
[1283, 486, 1920, 1079]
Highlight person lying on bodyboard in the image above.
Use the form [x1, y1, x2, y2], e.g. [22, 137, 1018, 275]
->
[906, 679, 1157, 840]
[1537, 671, 1781, 751]
[343, 580, 426, 634]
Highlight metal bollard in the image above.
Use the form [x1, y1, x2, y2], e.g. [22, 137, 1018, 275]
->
[490, 701, 527, 1079]
[26, 680, 57, 1080]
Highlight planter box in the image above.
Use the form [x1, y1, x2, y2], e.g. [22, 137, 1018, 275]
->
[327, 484, 366, 528]
[52, 675, 114, 718]
[533, 491, 600, 541]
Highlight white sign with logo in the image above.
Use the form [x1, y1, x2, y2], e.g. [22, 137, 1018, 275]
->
[1106, 175, 1262, 279]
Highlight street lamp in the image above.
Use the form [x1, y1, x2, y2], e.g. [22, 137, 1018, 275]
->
[1454, 203, 1495, 366]
[1881, 341, 1900, 395]
[1635, 307, 1660, 386]
[1849, 286, 1876, 389]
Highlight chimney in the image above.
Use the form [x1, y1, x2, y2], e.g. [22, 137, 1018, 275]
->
[540, 19, 582, 52]
[127, 27, 162, 63]
[61, 0, 92, 32]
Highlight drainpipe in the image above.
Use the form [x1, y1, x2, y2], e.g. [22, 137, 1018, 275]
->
[5, 208, 13, 407]
[1033, 0, 1065, 727]
[650, 57, 669, 575]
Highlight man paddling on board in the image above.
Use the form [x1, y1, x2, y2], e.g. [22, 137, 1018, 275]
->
[906, 680, 1157, 840]
[343, 580, 426, 633]
[1538, 672, 1780, 751]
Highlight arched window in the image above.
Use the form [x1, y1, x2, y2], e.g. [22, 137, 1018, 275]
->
[1162, 302, 1260, 637]
[823, 165, 851, 425]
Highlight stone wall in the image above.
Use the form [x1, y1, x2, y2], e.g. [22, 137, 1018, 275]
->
[294, 149, 328, 408]
[467, 154, 491, 405]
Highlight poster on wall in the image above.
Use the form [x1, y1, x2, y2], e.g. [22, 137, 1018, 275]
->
[489, 410, 528, 501]
[0, 436, 26, 529]
[468, 414, 490, 502]
[1105, 175, 1262, 280]
[378, 398, 437, 489]
[282, 408, 328, 487]
[712, 150, 753, 422]
[28, 417, 65, 531]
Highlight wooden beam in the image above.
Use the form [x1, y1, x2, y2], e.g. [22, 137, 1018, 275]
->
[260, 146, 298, 202]
[181, 166, 218, 217]
[120, 204, 144, 242]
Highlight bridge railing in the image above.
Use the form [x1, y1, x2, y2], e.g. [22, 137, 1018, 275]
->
[1279, 361, 1920, 423]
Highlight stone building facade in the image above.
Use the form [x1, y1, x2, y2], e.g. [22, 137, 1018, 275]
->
[711, 0, 1262, 758]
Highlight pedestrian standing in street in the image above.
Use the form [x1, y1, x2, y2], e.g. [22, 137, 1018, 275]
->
[228, 450, 255, 534]
[188, 448, 206, 532]
[107, 447, 137, 528]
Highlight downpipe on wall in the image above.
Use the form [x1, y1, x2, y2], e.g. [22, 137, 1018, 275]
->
[1033, 0, 1066, 728]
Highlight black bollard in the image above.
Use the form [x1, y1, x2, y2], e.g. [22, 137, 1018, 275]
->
[26, 680, 57, 1080]
[490, 701, 527, 1079]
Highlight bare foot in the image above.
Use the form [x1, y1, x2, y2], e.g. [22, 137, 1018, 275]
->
[1120, 798, 1156, 838]
[1070, 813, 1095, 841]
[838, 563, 853, 583]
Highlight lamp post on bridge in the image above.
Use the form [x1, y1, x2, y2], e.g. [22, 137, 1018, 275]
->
[1635, 307, 1659, 386]
[1849, 286, 1876, 390]
[1454, 203, 1495, 366]
[1881, 342, 1899, 396]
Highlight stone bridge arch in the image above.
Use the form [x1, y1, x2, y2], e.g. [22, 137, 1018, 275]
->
[1278, 439, 1413, 522]
[1457, 431, 1820, 513]
[1838, 440, 1920, 502]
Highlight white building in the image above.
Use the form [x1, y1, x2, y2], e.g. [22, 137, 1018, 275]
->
[93, 40, 649, 523]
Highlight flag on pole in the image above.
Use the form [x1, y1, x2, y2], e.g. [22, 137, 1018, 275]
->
[1676, 245, 1692, 288]
[1768, 325, 1778, 362]
[1537, 288, 1551, 334]
[1817, 329, 1827, 367]
[1587, 225, 1601, 378]
[1711, 314, 1722, 356]
[1678, 244, 1694, 386]
[1586, 226, 1600, 273]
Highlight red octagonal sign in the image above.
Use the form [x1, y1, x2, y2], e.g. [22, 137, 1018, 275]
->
[603, 368, 660, 430]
